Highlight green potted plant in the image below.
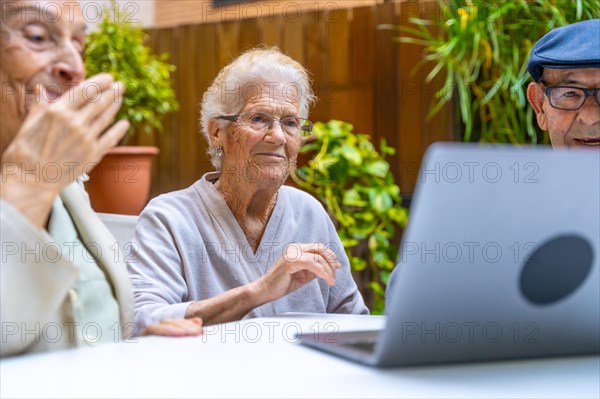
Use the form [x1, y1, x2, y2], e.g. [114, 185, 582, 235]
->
[83, 2, 179, 215]
[380, 0, 599, 144]
[293, 121, 408, 314]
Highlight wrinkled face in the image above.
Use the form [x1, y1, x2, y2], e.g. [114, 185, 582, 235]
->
[528, 68, 600, 148]
[0, 0, 86, 152]
[213, 83, 302, 187]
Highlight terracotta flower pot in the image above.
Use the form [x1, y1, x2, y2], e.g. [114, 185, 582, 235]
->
[84, 146, 159, 215]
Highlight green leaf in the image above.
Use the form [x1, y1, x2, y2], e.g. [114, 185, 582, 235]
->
[351, 256, 367, 272]
[340, 144, 363, 165]
[342, 189, 367, 207]
[380, 270, 391, 285]
[379, 139, 396, 156]
[370, 190, 393, 214]
[341, 238, 359, 248]
[372, 250, 389, 267]
[364, 160, 389, 178]
[368, 281, 385, 296]
[389, 207, 408, 226]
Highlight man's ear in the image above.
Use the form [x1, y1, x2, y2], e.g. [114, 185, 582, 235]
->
[526, 82, 548, 131]
[208, 118, 222, 149]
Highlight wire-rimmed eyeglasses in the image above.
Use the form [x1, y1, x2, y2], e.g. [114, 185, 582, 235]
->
[216, 112, 313, 137]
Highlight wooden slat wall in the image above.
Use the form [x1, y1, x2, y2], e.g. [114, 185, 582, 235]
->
[135, 1, 454, 200]
[155, 0, 397, 28]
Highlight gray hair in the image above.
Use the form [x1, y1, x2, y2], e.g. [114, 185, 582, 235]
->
[200, 47, 316, 169]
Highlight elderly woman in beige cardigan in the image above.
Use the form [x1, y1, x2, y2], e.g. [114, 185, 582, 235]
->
[0, 0, 201, 358]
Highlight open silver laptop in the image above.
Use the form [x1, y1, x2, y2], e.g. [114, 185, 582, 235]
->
[298, 143, 600, 367]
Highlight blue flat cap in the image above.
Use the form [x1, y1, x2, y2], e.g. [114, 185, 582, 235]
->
[527, 19, 600, 82]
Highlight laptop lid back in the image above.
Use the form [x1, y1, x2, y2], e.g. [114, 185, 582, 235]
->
[378, 143, 599, 367]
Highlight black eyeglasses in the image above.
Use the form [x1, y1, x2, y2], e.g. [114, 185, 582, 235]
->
[216, 112, 313, 137]
[541, 84, 600, 110]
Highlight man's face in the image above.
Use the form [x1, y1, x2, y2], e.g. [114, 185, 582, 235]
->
[527, 68, 600, 148]
[0, 1, 86, 153]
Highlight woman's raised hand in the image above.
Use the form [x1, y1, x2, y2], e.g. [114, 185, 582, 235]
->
[253, 243, 343, 302]
[1, 73, 130, 227]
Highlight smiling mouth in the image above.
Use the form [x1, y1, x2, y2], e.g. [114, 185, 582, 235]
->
[574, 138, 600, 147]
[257, 153, 286, 159]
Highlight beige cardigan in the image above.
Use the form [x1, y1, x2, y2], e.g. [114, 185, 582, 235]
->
[0, 182, 134, 357]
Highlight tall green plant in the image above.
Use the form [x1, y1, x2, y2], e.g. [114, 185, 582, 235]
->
[293, 121, 408, 314]
[381, 0, 600, 143]
[84, 2, 178, 141]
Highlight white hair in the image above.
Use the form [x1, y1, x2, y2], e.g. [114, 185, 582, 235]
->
[200, 47, 316, 169]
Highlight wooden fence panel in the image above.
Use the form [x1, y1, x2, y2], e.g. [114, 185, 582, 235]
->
[396, 5, 426, 194]
[238, 20, 260, 52]
[147, 28, 180, 198]
[281, 14, 304, 65]
[196, 23, 218, 174]
[257, 14, 281, 47]
[303, 10, 330, 124]
[216, 21, 240, 69]
[351, 6, 376, 135]
[373, 2, 401, 184]
[327, 9, 354, 125]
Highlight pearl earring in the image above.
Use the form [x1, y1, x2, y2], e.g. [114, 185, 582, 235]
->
[215, 146, 223, 157]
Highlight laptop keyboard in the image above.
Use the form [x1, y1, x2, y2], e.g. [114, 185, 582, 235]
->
[339, 339, 377, 353]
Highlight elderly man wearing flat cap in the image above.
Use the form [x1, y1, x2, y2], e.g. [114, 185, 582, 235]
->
[526, 19, 600, 148]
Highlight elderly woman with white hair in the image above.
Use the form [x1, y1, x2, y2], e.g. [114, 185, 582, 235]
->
[128, 47, 368, 329]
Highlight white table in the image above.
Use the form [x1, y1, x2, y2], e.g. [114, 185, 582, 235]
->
[1, 314, 598, 398]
